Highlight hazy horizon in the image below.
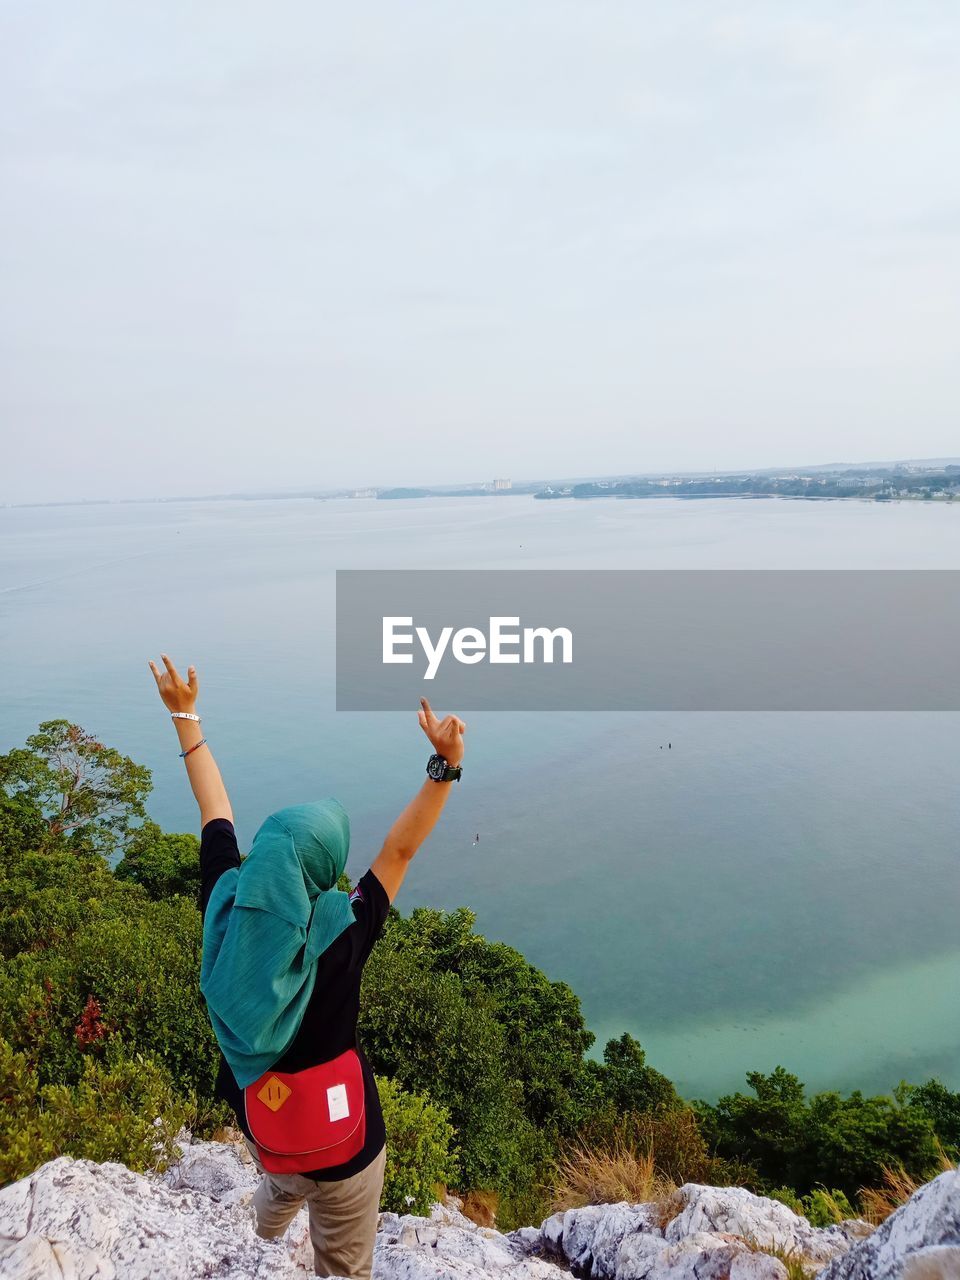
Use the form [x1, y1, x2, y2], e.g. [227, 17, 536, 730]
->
[6, 451, 960, 508]
[3, 3, 959, 504]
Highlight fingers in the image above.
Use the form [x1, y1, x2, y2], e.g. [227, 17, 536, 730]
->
[437, 711, 468, 742]
[419, 698, 466, 744]
[148, 660, 162, 688]
[187, 665, 199, 695]
[160, 653, 182, 684]
[420, 696, 440, 730]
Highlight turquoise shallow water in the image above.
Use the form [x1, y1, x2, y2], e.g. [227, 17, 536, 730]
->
[1, 495, 958, 1099]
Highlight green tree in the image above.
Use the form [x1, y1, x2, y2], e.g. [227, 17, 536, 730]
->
[385, 906, 595, 1133]
[114, 821, 201, 900]
[0, 721, 151, 858]
[0, 792, 46, 856]
[702, 1067, 942, 1198]
[360, 917, 539, 1199]
[898, 1079, 960, 1156]
[589, 1033, 680, 1118]
[807, 1089, 939, 1193]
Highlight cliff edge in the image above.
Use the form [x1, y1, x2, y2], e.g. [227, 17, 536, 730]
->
[0, 1135, 957, 1280]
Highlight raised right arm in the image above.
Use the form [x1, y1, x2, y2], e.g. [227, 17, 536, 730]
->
[148, 654, 233, 828]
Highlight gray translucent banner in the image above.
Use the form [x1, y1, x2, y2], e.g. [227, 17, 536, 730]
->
[335, 570, 960, 710]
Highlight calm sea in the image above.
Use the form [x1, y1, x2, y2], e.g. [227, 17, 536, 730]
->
[1, 495, 958, 1100]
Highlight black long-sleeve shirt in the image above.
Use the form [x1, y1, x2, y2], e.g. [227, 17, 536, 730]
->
[199, 818, 388, 1180]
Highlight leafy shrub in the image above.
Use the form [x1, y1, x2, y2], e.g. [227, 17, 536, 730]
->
[768, 1185, 805, 1214]
[0, 1037, 187, 1186]
[114, 822, 201, 900]
[769, 1185, 856, 1226]
[377, 1075, 458, 1215]
[803, 1187, 857, 1226]
[0, 844, 220, 1101]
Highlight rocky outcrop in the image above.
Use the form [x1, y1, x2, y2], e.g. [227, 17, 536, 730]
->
[0, 1152, 308, 1279]
[515, 1183, 869, 1280]
[817, 1169, 960, 1280]
[0, 1138, 564, 1280]
[0, 1137, 955, 1280]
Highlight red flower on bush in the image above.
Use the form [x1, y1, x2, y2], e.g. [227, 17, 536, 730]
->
[75, 994, 107, 1046]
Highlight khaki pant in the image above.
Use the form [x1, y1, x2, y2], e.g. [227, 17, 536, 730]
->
[245, 1140, 386, 1279]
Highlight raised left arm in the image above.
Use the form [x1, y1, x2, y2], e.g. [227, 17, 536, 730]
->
[371, 698, 465, 903]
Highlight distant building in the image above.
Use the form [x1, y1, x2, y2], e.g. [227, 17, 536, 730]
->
[492, 477, 512, 491]
[350, 488, 377, 498]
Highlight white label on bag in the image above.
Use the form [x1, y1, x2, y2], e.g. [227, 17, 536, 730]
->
[327, 1083, 350, 1122]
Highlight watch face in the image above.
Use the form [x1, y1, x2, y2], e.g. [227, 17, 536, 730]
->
[427, 754, 446, 779]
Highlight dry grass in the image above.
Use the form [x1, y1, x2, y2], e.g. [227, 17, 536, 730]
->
[550, 1136, 676, 1212]
[743, 1237, 819, 1280]
[652, 1187, 687, 1231]
[859, 1166, 925, 1225]
[459, 1189, 499, 1228]
[212, 1125, 244, 1145]
[859, 1147, 957, 1226]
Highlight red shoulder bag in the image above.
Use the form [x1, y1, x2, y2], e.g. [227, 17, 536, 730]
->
[244, 1046, 366, 1174]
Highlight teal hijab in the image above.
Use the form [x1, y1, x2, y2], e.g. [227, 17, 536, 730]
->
[201, 799, 356, 1088]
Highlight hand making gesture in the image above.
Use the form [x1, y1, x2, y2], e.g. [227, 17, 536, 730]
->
[148, 653, 199, 714]
[147, 653, 232, 826]
[417, 697, 466, 766]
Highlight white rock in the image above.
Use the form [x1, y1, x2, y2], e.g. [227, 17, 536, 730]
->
[0, 1144, 569, 1280]
[540, 1211, 567, 1254]
[615, 1229, 673, 1280]
[0, 1233, 117, 1280]
[162, 1134, 259, 1208]
[730, 1251, 791, 1280]
[818, 1168, 960, 1280]
[528, 1186, 858, 1280]
[0, 1156, 309, 1279]
[902, 1246, 960, 1280]
[664, 1185, 850, 1264]
[558, 1202, 665, 1275]
[614, 1232, 790, 1280]
[6, 1140, 954, 1280]
[510, 1226, 545, 1253]
[374, 1209, 567, 1280]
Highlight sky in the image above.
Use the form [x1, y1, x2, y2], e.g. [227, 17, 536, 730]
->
[2, 2, 959, 503]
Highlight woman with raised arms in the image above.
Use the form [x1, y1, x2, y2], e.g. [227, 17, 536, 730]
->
[148, 654, 465, 1280]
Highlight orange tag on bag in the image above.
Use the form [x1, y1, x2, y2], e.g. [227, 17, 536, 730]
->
[257, 1076, 292, 1112]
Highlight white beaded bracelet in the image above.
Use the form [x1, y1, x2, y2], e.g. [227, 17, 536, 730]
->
[170, 712, 201, 722]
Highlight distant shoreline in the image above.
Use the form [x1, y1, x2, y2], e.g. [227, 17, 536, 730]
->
[5, 457, 960, 510]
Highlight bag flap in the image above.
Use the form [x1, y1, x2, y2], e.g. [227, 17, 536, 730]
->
[245, 1047, 365, 1157]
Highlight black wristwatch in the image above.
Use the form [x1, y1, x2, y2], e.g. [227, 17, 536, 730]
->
[426, 753, 462, 783]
